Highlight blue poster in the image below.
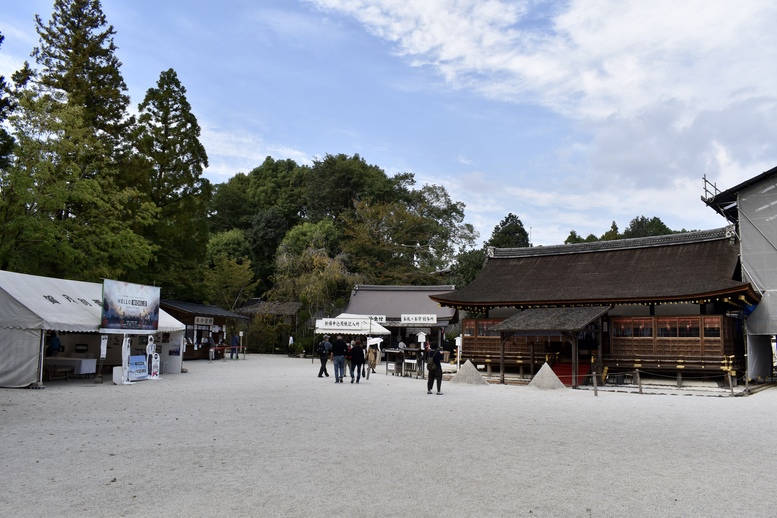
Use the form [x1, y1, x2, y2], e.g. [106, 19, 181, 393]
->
[128, 355, 148, 381]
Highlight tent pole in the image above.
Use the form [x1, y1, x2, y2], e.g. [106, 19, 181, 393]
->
[35, 329, 46, 388]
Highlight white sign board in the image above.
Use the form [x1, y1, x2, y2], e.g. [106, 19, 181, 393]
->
[317, 318, 364, 330]
[401, 314, 436, 324]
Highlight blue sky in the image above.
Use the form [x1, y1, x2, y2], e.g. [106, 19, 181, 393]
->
[2, 0, 776, 245]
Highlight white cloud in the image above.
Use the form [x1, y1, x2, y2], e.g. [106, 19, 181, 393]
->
[200, 123, 311, 182]
[308, 0, 777, 245]
[308, 0, 777, 119]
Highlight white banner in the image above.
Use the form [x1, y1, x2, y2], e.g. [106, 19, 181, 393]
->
[401, 314, 437, 324]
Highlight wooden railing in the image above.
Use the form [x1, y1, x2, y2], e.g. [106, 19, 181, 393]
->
[602, 354, 738, 372]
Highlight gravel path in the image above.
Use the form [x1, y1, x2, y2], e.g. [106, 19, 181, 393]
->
[1, 355, 776, 517]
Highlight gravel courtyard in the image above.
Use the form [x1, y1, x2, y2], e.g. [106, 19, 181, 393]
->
[2, 355, 776, 518]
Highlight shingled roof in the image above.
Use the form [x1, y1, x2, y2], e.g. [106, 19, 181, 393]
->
[490, 306, 610, 334]
[430, 227, 759, 310]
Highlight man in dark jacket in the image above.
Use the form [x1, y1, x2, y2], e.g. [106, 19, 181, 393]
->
[349, 340, 365, 383]
[331, 335, 348, 383]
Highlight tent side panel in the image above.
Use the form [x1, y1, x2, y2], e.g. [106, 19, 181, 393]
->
[0, 328, 40, 388]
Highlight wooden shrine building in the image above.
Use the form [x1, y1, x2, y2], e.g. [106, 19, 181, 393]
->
[430, 227, 760, 387]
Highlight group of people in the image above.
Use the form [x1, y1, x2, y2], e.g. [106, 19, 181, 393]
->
[317, 335, 380, 383]
[317, 334, 444, 394]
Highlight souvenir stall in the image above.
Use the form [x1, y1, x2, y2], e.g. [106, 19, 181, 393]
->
[0, 271, 185, 388]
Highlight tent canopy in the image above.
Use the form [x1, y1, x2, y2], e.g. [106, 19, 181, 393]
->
[314, 313, 391, 335]
[0, 270, 184, 333]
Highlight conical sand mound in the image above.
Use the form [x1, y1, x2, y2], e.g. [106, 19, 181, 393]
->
[528, 362, 566, 390]
[451, 360, 489, 385]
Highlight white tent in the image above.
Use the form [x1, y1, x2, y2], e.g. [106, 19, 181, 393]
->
[314, 313, 391, 336]
[0, 270, 185, 388]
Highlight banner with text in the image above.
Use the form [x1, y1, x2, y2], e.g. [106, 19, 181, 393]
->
[101, 279, 161, 331]
[401, 314, 437, 324]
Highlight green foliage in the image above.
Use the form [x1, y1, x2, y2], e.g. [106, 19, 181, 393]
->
[565, 216, 676, 245]
[622, 216, 673, 239]
[207, 229, 252, 263]
[279, 220, 340, 257]
[247, 156, 306, 225]
[564, 230, 599, 244]
[245, 314, 290, 354]
[340, 200, 439, 284]
[447, 248, 486, 289]
[208, 172, 254, 232]
[203, 255, 259, 310]
[303, 153, 396, 221]
[1, 87, 157, 279]
[0, 33, 14, 170]
[269, 243, 361, 318]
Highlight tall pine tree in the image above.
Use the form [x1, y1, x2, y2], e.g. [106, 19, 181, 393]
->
[132, 68, 212, 299]
[31, 0, 131, 157]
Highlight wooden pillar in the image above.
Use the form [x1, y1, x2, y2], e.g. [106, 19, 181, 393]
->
[530, 340, 535, 377]
[499, 334, 506, 385]
[596, 317, 604, 381]
[573, 336, 579, 388]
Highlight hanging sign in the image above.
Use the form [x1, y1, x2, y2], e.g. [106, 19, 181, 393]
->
[401, 314, 437, 324]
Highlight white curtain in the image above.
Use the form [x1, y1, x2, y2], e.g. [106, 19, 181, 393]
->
[0, 327, 41, 388]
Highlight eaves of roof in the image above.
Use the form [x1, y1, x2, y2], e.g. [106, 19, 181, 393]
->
[431, 229, 759, 310]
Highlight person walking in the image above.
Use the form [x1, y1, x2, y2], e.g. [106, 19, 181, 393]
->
[426, 342, 443, 395]
[365, 339, 381, 379]
[345, 340, 354, 379]
[230, 333, 240, 360]
[331, 335, 348, 383]
[317, 336, 332, 378]
[349, 340, 365, 383]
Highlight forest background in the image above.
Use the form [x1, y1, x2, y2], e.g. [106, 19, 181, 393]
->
[0, 1, 683, 352]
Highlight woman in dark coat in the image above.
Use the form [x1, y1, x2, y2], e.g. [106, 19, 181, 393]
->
[426, 343, 443, 395]
[349, 340, 365, 383]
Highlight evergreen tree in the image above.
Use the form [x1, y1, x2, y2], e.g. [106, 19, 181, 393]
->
[31, 0, 131, 156]
[601, 221, 620, 241]
[0, 33, 14, 170]
[487, 213, 531, 248]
